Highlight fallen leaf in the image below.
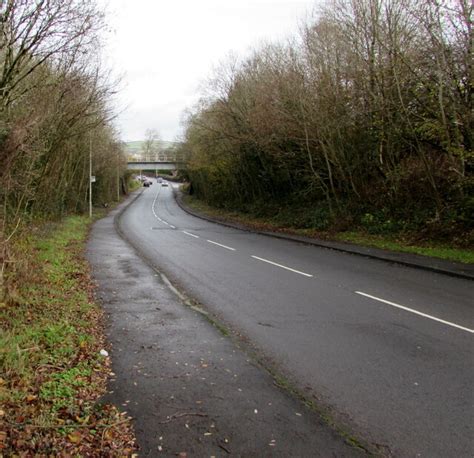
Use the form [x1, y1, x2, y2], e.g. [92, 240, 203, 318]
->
[68, 431, 82, 444]
[103, 429, 114, 441]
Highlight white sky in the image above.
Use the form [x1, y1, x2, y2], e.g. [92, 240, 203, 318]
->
[101, 0, 317, 142]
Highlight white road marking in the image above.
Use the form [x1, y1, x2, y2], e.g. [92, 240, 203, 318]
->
[251, 255, 313, 277]
[151, 186, 175, 228]
[182, 231, 199, 238]
[207, 240, 236, 251]
[355, 291, 474, 334]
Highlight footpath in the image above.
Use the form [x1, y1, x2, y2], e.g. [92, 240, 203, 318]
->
[86, 193, 365, 457]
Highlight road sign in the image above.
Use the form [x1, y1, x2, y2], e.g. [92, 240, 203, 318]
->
[90, 175, 96, 183]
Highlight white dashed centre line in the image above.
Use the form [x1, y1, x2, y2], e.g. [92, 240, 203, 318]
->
[251, 255, 313, 277]
[355, 291, 474, 334]
[182, 231, 199, 238]
[207, 240, 236, 251]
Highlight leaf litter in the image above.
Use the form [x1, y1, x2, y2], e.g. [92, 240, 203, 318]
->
[0, 217, 138, 455]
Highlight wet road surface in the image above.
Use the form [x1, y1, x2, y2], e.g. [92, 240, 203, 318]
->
[117, 185, 473, 457]
[87, 195, 365, 456]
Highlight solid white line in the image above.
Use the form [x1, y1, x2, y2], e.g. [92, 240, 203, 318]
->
[355, 291, 474, 334]
[162, 221, 169, 226]
[251, 255, 313, 277]
[207, 240, 236, 251]
[182, 231, 199, 238]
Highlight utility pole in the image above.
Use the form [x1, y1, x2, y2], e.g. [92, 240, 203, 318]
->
[117, 147, 120, 202]
[89, 133, 92, 218]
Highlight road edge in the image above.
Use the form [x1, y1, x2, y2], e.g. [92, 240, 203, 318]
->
[174, 190, 474, 281]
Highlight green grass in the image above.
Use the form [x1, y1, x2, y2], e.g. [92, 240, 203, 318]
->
[0, 213, 137, 454]
[183, 194, 474, 264]
[0, 216, 107, 437]
[336, 231, 474, 264]
[127, 178, 142, 192]
[0, 217, 99, 408]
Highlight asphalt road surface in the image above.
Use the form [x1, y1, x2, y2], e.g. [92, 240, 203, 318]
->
[118, 183, 474, 457]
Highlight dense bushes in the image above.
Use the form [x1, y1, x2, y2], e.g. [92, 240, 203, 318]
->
[182, 0, 473, 244]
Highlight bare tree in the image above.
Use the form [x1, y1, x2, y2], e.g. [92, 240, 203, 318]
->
[141, 128, 161, 160]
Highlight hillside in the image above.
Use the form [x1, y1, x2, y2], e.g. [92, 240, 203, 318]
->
[125, 140, 178, 156]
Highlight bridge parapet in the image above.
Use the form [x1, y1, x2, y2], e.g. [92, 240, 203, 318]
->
[128, 153, 184, 163]
[126, 161, 178, 171]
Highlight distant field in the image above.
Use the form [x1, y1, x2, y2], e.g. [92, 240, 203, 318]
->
[125, 140, 177, 155]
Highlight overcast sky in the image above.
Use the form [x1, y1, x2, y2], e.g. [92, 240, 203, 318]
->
[101, 0, 317, 142]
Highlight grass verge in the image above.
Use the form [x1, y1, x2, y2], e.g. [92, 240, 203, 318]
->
[182, 194, 474, 264]
[334, 232, 474, 264]
[0, 214, 137, 455]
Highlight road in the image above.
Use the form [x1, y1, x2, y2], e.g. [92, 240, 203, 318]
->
[118, 183, 474, 457]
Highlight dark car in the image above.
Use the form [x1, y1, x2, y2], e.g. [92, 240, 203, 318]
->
[143, 181, 150, 187]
